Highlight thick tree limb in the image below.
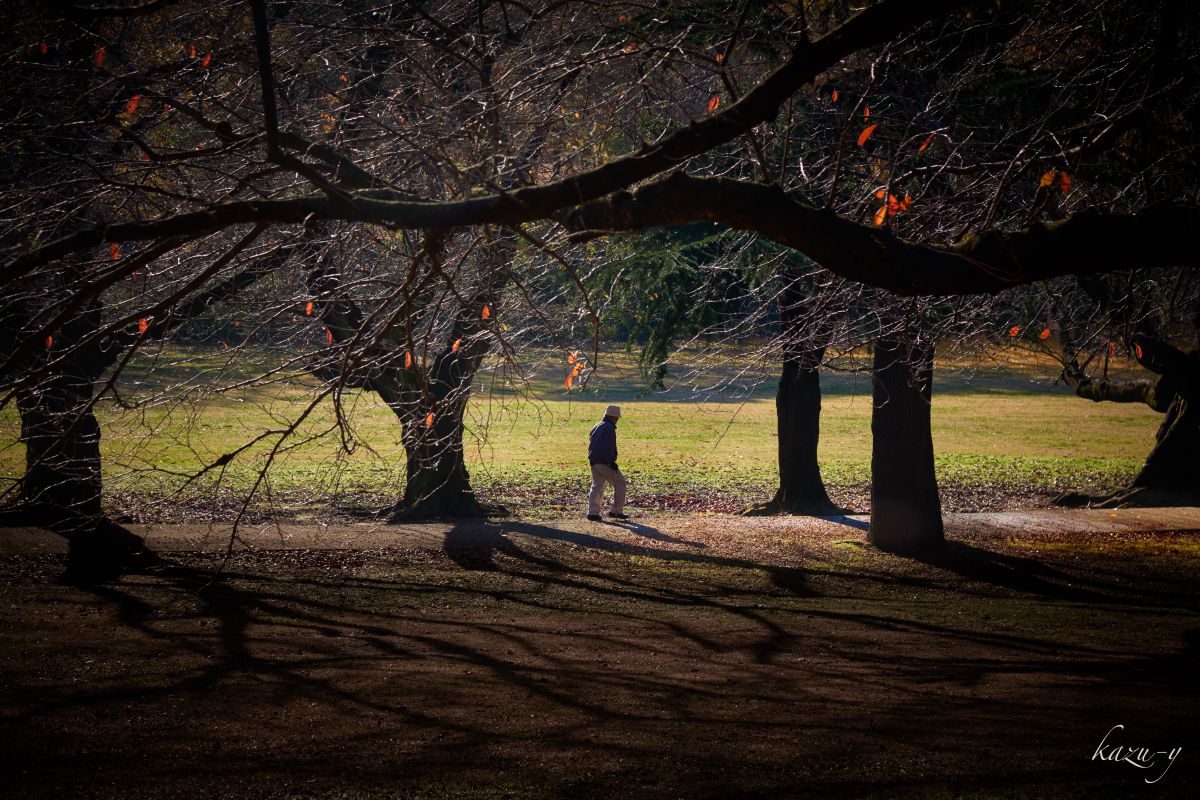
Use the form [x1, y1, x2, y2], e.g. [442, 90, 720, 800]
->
[1063, 371, 1162, 408]
[566, 174, 1200, 296]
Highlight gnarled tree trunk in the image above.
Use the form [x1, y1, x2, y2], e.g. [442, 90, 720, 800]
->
[1129, 390, 1199, 498]
[396, 381, 481, 518]
[1058, 340, 1200, 507]
[16, 373, 103, 521]
[5, 299, 111, 525]
[868, 333, 944, 553]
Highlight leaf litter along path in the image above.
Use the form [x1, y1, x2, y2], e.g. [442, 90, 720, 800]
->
[1, 509, 1199, 799]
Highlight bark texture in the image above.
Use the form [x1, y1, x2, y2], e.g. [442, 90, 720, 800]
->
[1059, 338, 1200, 507]
[868, 334, 944, 552]
[378, 343, 487, 520]
[16, 373, 103, 520]
[745, 345, 842, 516]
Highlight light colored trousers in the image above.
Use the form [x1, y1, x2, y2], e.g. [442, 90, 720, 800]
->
[588, 463, 627, 516]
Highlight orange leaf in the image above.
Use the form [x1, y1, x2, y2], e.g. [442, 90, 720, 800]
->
[201, 52, 212, 68]
[326, 327, 334, 344]
[95, 48, 105, 68]
[918, 134, 934, 153]
[714, 52, 724, 64]
[138, 318, 149, 335]
[425, 412, 434, 427]
[1039, 328, 1051, 340]
[874, 188, 886, 200]
[873, 204, 887, 227]
[109, 243, 120, 260]
[864, 105, 870, 119]
[567, 352, 576, 363]
[1009, 326, 1020, 338]
[1109, 341, 1118, 358]
[126, 94, 141, 115]
[900, 193, 913, 212]
[404, 351, 413, 368]
[1057, 171, 1072, 193]
[452, 338, 461, 353]
[1039, 169, 1056, 188]
[188, 42, 196, 58]
[339, 74, 348, 83]
[707, 94, 720, 114]
[481, 305, 490, 320]
[564, 374, 574, 389]
[305, 300, 314, 316]
[831, 89, 838, 103]
[572, 363, 583, 376]
[45, 335, 52, 349]
[1135, 343, 1144, 360]
[857, 123, 877, 147]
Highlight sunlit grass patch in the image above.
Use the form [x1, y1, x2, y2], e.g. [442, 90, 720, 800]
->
[0, 343, 1160, 516]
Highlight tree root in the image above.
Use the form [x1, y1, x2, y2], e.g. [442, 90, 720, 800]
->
[384, 497, 509, 522]
[740, 497, 855, 517]
[1053, 485, 1200, 509]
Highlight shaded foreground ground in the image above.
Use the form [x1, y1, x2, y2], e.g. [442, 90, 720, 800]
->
[1, 510, 1198, 799]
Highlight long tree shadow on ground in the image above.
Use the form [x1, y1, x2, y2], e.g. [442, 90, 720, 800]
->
[2, 515, 1199, 798]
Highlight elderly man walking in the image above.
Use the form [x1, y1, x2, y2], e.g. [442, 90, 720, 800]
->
[587, 405, 629, 521]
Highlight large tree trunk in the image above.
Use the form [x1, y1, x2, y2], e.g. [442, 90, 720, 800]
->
[1056, 343, 1200, 508]
[774, 346, 839, 512]
[6, 302, 112, 525]
[395, 395, 484, 518]
[16, 375, 103, 521]
[743, 271, 842, 517]
[372, 295, 495, 520]
[1084, 388, 1200, 508]
[746, 345, 842, 515]
[1128, 392, 1199, 497]
[868, 334, 944, 553]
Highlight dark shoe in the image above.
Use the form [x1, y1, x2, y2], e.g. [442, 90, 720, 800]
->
[587, 514, 603, 522]
[607, 512, 630, 520]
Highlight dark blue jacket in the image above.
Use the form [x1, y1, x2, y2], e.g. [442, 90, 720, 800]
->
[588, 419, 618, 467]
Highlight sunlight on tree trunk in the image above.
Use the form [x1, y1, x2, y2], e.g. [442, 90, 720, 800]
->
[397, 399, 482, 519]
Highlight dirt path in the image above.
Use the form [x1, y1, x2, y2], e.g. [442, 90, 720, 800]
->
[1, 510, 1198, 798]
[3, 506, 1197, 554]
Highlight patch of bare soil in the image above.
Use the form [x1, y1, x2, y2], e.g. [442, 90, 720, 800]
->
[1, 514, 1198, 799]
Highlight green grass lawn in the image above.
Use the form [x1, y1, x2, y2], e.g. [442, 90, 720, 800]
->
[0, 344, 1161, 517]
